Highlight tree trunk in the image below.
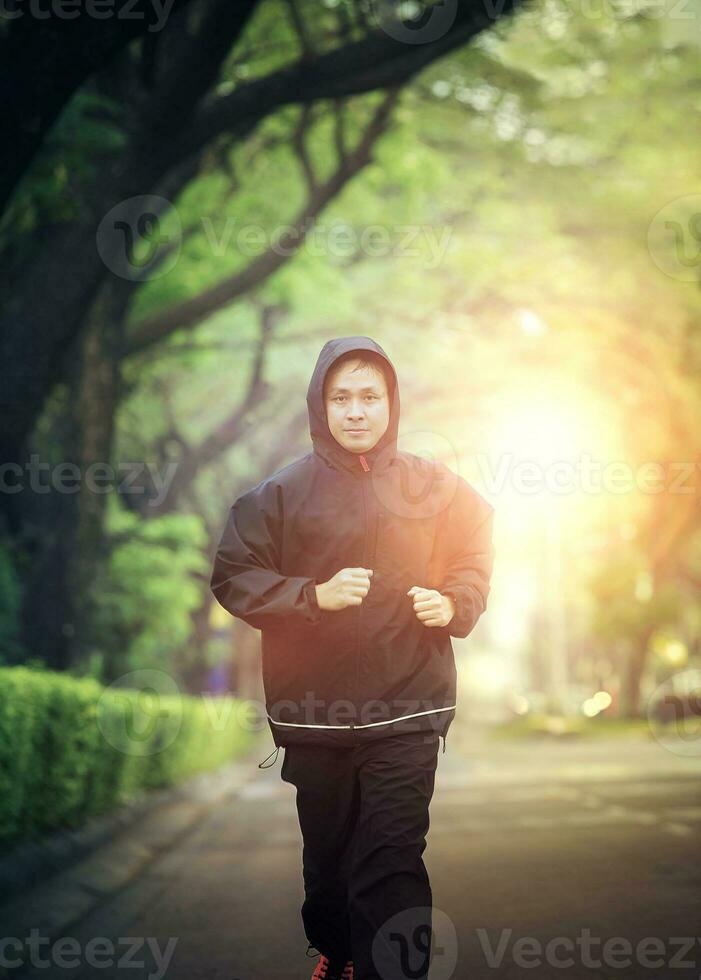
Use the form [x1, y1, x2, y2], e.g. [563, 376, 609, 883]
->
[20, 285, 126, 673]
[622, 625, 655, 719]
[179, 597, 217, 695]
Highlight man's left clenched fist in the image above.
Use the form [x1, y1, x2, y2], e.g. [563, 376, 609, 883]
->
[406, 586, 456, 628]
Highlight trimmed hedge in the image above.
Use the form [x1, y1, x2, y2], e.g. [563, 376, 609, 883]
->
[0, 667, 257, 844]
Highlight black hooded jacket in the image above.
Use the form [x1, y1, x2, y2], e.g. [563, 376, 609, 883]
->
[210, 336, 495, 748]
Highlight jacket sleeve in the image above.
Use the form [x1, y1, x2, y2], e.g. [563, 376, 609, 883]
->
[434, 478, 495, 640]
[210, 479, 322, 631]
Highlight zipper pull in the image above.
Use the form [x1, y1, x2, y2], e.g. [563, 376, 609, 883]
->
[359, 454, 370, 472]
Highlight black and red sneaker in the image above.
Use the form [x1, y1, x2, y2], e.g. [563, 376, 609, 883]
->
[309, 952, 354, 980]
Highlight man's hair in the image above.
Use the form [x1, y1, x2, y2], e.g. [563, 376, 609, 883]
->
[324, 349, 394, 399]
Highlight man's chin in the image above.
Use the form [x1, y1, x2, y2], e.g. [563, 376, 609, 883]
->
[338, 435, 378, 454]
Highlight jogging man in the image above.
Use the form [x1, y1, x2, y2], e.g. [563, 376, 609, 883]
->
[210, 336, 495, 980]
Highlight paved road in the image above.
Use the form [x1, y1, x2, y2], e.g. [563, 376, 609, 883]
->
[8, 728, 701, 980]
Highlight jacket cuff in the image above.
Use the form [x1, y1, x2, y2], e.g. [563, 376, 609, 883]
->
[302, 579, 322, 625]
[440, 586, 475, 639]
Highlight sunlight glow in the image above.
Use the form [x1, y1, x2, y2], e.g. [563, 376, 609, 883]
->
[484, 376, 621, 527]
[489, 387, 597, 469]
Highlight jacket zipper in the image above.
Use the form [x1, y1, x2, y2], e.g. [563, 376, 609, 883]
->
[355, 453, 370, 729]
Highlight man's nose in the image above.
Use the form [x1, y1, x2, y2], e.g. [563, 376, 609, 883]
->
[347, 400, 366, 418]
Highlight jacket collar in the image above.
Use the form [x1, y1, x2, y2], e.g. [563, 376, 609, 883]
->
[306, 336, 400, 477]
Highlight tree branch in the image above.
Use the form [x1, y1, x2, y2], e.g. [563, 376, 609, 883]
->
[139, 303, 286, 514]
[126, 88, 400, 354]
[291, 104, 319, 194]
[176, 0, 520, 163]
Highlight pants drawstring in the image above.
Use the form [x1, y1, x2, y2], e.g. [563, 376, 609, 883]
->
[262, 737, 445, 764]
[258, 745, 281, 769]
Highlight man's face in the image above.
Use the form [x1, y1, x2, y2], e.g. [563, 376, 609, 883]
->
[324, 359, 391, 454]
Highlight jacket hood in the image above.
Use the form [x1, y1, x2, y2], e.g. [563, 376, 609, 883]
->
[306, 336, 400, 475]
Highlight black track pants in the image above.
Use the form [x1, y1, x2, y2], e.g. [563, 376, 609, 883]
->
[281, 730, 441, 980]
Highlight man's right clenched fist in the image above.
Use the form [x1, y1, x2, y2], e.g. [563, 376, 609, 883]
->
[315, 568, 374, 611]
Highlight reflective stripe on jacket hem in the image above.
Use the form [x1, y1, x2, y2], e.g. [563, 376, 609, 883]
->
[267, 704, 456, 730]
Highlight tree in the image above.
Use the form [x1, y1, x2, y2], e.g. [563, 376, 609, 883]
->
[0, 0, 522, 475]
